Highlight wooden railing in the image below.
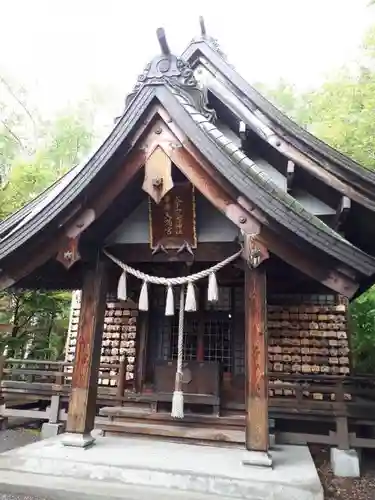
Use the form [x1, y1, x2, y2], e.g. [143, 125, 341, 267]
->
[269, 373, 375, 450]
[2, 360, 375, 450]
[0, 358, 127, 426]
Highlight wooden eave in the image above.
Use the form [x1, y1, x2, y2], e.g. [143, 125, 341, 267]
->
[0, 86, 156, 262]
[182, 39, 375, 208]
[154, 86, 375, 279]
[1, 66, 375, 297]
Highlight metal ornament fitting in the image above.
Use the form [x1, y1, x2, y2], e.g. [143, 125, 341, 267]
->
[248, 236, 261, 269]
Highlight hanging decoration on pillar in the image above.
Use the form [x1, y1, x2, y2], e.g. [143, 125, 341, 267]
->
[56, 209, 96, 270]
[103, 247, 242, 418]
[246, 234, 262, 269]
[56, 236, 81, 269]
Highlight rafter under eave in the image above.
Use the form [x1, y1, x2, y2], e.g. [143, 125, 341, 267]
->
[183, 39, 375, 205]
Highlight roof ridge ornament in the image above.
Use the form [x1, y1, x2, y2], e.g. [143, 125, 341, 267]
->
[199, 16, 206, 37]
[126, 27, 216, 123]
[157, 27, 171, 56]
[191, 17, 227, 61]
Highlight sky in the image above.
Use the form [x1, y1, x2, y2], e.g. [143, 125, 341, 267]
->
[0, 0, 374, 123]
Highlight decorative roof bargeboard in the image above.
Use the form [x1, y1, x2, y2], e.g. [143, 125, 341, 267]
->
[126, 28, 216, 123]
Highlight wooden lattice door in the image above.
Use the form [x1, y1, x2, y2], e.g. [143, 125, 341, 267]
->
[149, 285, 245, 378]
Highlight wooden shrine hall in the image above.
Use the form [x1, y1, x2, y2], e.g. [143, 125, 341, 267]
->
[1, 22, 375, 463]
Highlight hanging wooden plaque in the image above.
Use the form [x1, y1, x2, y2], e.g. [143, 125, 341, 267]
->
[149, 183, 197, 250]
[56, 236, 81, 269]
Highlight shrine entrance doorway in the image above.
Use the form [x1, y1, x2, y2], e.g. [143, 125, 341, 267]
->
[144, 281, 246, 412]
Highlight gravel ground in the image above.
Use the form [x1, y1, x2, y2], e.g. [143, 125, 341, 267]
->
[310, 445, 375, 500]
[0, 427, 51, 500]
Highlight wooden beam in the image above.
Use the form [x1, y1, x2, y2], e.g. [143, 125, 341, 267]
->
[64, 258, 107, 446]
[108, 242, 241, 263]
[244, 252, 269, 455]
[334, 196, 351, 230]
[287, 160, 295, 192]
[237, 194, 359, 298]
[259, 226, 359, 298]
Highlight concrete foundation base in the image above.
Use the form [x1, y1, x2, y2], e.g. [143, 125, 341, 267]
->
[242, 450, 273, 468]
[0, 434, 323, 500]
[61, 432, 95, 448]
[41, 422, 65, 440]
[331, 448, 361, 478]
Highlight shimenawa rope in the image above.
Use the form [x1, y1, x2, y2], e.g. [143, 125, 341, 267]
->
[103, 247, 242, 418]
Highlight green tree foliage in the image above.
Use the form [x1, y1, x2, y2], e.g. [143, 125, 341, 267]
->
[257, 25, 375, 372]
[257, 28, 375, 171]
[0, 101, 95, 218]
[0, 291, 71, 360]
[349, 289, 375, 373]
[0, 79, 99, 360]
[0, 74, 38, 184]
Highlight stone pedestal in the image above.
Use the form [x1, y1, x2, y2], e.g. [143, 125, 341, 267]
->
[41, 423, 65, 440]
[61, 432, 95, 448]
[331, 448, 361, 477]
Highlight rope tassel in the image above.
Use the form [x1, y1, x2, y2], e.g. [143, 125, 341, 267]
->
[117, 271, 127, 301]
[165, 285, 174, 316]
[138, 281, 149, 311]
[208, 272, 218, 303]
[171, 285, 185, 418]
[185, 281, 196, 312]
[171, 390, 184, 419]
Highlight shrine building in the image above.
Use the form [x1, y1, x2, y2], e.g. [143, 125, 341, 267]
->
[1, 22, 375, 464]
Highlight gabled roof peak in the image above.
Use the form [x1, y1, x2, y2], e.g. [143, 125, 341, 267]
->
[125, 27, 216, 122]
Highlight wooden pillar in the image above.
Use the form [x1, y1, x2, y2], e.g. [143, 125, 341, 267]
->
[63, 259, 107, 447]
[243, 262, 272, 466]
[135, 313, 148, 393]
